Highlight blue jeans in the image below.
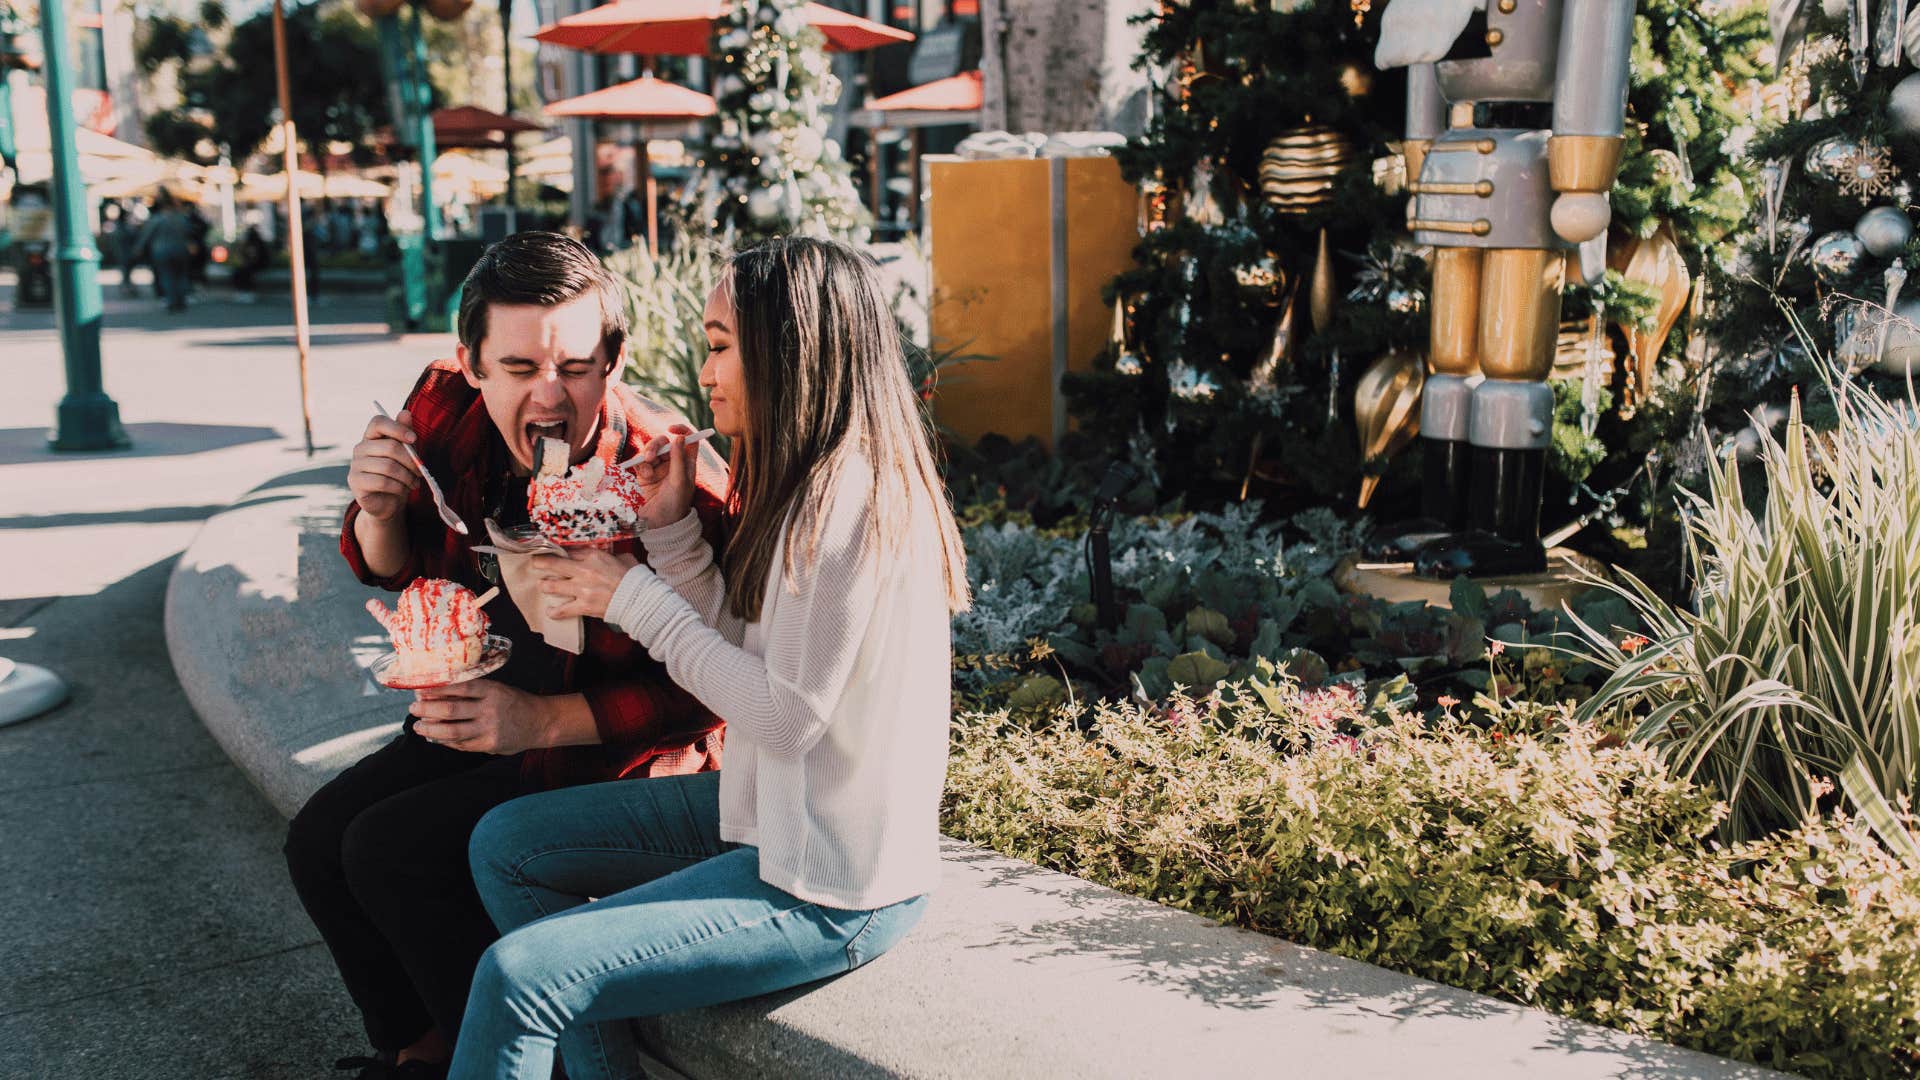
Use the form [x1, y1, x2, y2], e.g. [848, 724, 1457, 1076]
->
[153, 250, 189, 310]
[453, 772, 928, 1080]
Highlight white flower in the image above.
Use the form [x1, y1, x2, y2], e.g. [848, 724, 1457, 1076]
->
[775, 8, 807, 36]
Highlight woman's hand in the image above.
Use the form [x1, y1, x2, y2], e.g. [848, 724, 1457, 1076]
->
[629, 423, 699, 529]
[533, 548, 640, 621]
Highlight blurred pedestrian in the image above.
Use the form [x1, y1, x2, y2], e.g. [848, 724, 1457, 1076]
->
[135, 191, 193, 313]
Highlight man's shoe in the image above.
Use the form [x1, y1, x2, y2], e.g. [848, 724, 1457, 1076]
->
[333, 1055, 394, 1079]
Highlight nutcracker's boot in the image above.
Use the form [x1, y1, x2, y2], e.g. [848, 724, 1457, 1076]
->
[1363, 248, 1480, 561]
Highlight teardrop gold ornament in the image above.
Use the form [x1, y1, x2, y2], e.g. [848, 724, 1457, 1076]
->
[1309, 228, 1336, 333]
[1353, 349, 1426, 508]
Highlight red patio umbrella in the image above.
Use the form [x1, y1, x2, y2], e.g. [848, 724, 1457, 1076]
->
[544, 74, 719, 254]
[533, 0, 912, 55]
[432, 106, 543, 149]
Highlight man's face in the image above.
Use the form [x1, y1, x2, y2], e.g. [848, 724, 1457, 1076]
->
[457, 297, 616, 474]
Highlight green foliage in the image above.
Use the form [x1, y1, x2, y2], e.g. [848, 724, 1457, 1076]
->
[608, 243, 726, 451]
[1565, 377, 1920, 846]
[950, 498, 1638, 711]
[135, 0, 386, 166]
[945, 688, 1920, 1077]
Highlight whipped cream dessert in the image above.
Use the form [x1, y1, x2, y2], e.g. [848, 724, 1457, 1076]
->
[527, 436, 647, 543]
[366, 578, 490, 677]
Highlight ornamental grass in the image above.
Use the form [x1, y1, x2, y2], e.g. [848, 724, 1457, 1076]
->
[944, 683, 1920, 1077]
[1564, 380, 1920, 847]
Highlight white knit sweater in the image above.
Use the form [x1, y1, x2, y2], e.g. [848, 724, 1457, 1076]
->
[604, 460, 952, 910]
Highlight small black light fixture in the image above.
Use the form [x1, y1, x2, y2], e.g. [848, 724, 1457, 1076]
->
[1085, 461, 1138, 632]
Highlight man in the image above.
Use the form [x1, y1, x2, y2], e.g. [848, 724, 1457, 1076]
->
[284, 231, 729, 1079]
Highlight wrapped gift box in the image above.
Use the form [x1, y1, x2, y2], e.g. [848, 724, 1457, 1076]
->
[927, 155, 1137, 449]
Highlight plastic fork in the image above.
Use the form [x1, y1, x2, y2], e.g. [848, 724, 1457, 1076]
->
[372, 399, 468, 536]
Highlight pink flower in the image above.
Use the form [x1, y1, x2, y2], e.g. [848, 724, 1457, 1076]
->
[1326, 733, 1361, 755]
[1620, 634, 1650, 655]
[1488, 640, 1507, 656]
[1437, 694, 1460, 709]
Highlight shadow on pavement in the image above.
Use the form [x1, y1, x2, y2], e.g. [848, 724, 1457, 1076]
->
[0, 422, 283, 466]
[192, 330, 399, 350]
[0, 493, 299, 530]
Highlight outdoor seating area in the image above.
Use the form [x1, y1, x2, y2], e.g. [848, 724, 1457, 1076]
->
[9, 0, 1920, 1077]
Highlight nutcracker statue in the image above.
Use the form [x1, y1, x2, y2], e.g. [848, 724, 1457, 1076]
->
[1367, 0, 1635, 577]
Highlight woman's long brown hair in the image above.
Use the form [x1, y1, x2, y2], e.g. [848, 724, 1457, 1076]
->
[718, 237, 970, 622]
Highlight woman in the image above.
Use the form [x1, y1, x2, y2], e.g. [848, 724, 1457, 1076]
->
[449, 236, 970, 1080]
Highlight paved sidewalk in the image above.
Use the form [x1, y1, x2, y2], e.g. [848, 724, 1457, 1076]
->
[0, 273, 455, 1078]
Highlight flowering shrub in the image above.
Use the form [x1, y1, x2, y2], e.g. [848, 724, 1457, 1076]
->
[945, 685, 1920, 1077]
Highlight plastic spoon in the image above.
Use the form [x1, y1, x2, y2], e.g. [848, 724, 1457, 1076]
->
[616, 428, 716, 470]
[372, 399, 468, 536]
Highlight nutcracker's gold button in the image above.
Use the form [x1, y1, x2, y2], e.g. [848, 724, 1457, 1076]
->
[1486, 28, 1504, 46]
[1497, 0, 1516, 12]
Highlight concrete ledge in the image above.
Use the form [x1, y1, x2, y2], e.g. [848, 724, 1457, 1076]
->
[166, 467, 1785, 1080]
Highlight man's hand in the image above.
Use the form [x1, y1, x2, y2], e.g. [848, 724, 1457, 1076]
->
[411, 679, 549, 755]
[349, 409, 422, 522]
[628, 423, 698, 529]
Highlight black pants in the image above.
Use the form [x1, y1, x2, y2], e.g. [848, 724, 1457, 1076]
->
[284, 723, 533, 1054]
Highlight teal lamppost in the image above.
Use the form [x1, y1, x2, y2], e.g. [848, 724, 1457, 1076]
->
[37, 0, 127, 451]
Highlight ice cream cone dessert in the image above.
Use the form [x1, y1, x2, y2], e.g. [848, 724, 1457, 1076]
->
[366, 578, 491, 677]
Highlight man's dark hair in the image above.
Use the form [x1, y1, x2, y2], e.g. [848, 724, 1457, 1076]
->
[455, 231, 628, 375]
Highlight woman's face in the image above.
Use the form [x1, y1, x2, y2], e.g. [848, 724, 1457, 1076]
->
[700, 285, 748, 439]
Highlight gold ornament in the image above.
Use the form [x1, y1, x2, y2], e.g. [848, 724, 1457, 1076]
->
[1836, 142, 1897, 202]
[1338, 63, 1374, 97]
[1552, 319, 1617, 382]
[1608, 220, 1691, 413]
[1309, 228, 1336, 333]
[1251, 282, 1301, 388]
[1259, 127, 1355, 213]
[1353, 349, 1426, 508]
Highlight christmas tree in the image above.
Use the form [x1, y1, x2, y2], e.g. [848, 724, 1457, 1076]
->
[1701, 1, 1920, 465]
[1538, 0, 1766, 576]
[698, 0, 870, 243]
[1072, 0, 1417, 510]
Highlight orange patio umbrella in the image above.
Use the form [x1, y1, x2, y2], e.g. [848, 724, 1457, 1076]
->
[532, 0, 912, 55]
[865, 70, 984, 117]
[544, 74, 718, 255]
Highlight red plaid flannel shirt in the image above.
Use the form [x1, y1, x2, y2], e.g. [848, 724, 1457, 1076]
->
[342, 359, 732, 790]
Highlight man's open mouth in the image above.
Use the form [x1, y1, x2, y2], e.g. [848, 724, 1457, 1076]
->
[526, 419, 569, 458]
